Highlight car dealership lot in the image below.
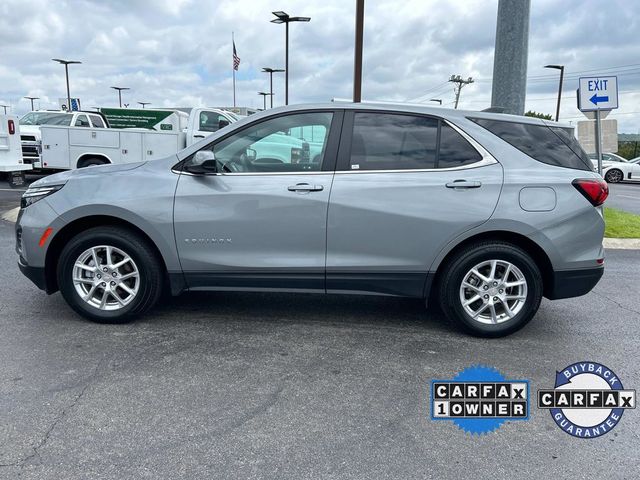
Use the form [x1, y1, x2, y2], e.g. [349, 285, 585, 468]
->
[1, 216, 639, 478]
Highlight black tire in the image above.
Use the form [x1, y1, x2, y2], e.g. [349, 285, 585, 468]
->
[438, 241, 543, 337]
[57, 226, 163, 323]
[78, 157, 107, 168]
[605, 169, 623, 183]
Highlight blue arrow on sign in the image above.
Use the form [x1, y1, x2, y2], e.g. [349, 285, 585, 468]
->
[590, 93, 609, 105]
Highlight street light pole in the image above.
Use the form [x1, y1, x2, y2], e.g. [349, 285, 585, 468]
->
[262, 68, 285, 108]
[24, 96, 40, 111]
[0, 105, 9, 114]
[258, 92, 273, 110]
[544, 64, 564, 121]
[138, 102, 151, 109]
[271, 11, 311, 105]
[111, 86, 130, 108]
[52, 58, 81, 111]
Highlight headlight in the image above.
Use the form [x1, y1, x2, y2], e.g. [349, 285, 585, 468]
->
[21, 184, 65, 208]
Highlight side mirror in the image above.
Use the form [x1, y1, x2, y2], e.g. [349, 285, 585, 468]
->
[218, 119, 230, 129]
[184, 150, 218, 174]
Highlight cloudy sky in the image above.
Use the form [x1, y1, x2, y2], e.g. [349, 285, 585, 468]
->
[1, 0, 639, 131]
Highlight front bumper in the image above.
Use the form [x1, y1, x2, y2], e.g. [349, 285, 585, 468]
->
[545, 266, 604, 300]
[18, 256, 47, 291]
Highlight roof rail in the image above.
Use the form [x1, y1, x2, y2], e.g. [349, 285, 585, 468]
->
[330, 97, 447, 108]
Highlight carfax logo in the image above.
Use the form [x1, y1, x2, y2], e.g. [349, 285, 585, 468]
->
[538, 361, 635, 438]
[431, 365, 529, 435]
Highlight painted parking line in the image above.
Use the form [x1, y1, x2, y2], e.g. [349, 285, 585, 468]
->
[1, 207, 20, 223]
[618, 195, 639, 200]
[0, 188, 27, 192]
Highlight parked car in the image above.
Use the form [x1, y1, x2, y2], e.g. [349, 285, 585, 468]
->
[15, 103, 607, 337]
[601, 155, 640, 183]
[588, 152, 628, 163]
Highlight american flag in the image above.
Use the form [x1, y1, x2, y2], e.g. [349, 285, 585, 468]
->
[233, 41, 240, 71]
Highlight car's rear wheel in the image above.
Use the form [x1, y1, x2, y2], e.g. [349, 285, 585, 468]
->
[57, 226, 163, 323]
[605, 168, 623, 183]
[438, 241, 543, 337]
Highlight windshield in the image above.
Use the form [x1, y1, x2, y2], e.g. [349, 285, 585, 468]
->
[20, 112, 73, 126]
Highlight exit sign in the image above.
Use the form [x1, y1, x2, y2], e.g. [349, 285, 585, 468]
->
[578, 76, 618, 112]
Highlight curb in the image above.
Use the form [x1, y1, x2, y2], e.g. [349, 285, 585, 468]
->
[2, 206, 640, 249]
[602, 238, 640, 250]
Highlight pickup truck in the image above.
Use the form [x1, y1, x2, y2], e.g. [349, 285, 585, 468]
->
[19, 111, 109, 165]
[36, 107, 237, 170]
[0, 114, 32, 179]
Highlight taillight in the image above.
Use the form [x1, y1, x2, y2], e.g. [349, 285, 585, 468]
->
[8, 119, 15, 135]
[572, 178, 608, 207]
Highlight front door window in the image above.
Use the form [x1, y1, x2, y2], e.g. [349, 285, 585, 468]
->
[204, 112, 333, 173]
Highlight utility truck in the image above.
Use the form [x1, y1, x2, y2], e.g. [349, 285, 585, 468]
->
[19, 110, 109, 165]
[36, 108, 236, 170]
[1, 114, 32, 186]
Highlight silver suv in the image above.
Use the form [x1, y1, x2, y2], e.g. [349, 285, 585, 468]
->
[15, 103, 608, 337]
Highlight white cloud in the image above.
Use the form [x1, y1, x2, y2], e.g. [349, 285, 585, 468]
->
[1, 0, 639, 131]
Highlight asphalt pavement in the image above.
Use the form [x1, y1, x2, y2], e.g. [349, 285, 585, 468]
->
[1, 205, 639, 478]
[606, 183, 640, 215]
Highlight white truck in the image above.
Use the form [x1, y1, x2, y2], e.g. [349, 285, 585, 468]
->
[32, 107, 237, 170]
[1, 115, 32, 186]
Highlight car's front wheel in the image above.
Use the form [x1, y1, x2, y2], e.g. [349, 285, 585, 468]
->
[57, 226, 163, 323]
[438, 241, 543, 337]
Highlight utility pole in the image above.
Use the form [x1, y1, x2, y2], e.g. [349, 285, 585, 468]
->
[490, 0, 531, 115]
[353, 0, 365, 103]
[449, 75, 474, 109]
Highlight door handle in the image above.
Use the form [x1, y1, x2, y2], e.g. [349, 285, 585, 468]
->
[287, 183, 324, 192]
[445, 180, 482, 189]
[193, 135, 205, 139]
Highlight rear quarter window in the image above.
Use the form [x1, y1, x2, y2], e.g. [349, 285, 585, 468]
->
[470, 118, 592, 171]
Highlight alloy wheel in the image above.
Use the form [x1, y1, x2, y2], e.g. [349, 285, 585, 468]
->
[459, 259, 528, 324]
[72, 245, 140, 311]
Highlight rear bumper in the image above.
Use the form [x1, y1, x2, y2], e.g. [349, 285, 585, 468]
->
[545, 266, 604, 300]
[18, 257, 47, 291]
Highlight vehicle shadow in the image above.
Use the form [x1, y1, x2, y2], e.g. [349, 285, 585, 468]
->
[153, 290, 453, 333]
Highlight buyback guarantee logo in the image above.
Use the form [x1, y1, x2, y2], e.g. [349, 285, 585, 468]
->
[431, 365, 530, 435]
[538, 362, 636, 438]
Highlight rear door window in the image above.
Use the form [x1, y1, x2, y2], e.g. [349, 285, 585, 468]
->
[348, 112, 482, 171]
[470, 118, 592, 171]
[349, 113, 438, 170]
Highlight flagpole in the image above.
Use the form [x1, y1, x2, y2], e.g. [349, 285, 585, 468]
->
[232, 31, 236, 107]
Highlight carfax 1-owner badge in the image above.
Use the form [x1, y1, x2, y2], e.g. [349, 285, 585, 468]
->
[538, 362, 636, 438]
[431, 365, 530, 435]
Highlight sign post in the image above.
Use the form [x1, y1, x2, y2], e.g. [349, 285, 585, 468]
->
[577, 76, 618, 175]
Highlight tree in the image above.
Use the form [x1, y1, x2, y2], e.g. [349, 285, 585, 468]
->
[524, 110, 553, 120]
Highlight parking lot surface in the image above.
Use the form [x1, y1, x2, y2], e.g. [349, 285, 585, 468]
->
[1, 211, 639, 478]
[606, 183, 640, 214]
